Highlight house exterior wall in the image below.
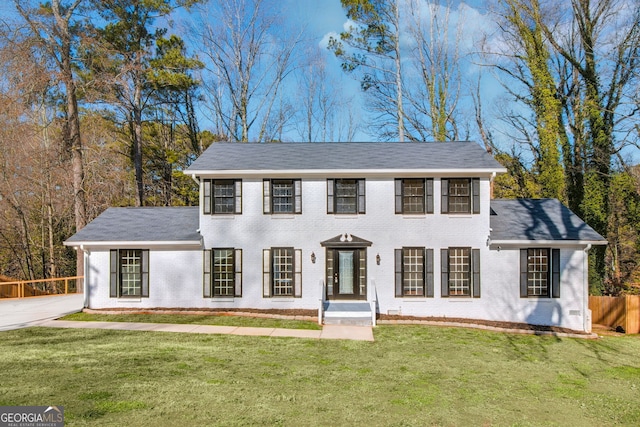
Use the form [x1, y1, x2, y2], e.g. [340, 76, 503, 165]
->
[83, 175, 591, 332]
[84, 249, 204, 309]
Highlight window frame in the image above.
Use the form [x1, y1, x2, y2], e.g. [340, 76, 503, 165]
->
[271, 247, 295, 296]
[395, 178, 434, 215]
[520, 248, 560, 298]
[327, 179, 366, 214]
[203, 248, 242, 298]
[213, 248, 235, 297]
[263, 248, 302, 298]
[448, 247, 471, 296]
[441, 247, 480, 298]
[203, 179, 242, 215]
[394, 247, 434, 297]
[263, 179, 302, 214]
[109, 249, 149, 298]
[441, 178, 480, 214]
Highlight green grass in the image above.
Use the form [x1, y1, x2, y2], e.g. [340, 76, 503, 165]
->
[1, 326, 639, 426]
[61, 312, 322, 330]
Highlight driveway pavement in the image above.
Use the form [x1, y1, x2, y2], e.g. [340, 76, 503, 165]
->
[0, 294, 84, 332]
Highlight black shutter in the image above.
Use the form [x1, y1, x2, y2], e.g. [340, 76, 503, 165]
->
[203, 180, 211, 215]
[472, 249, 480, 298]
[552, 248, 560, 298]
[294, 249, 302, 297]
[140, 250, 149, 298]
[263, 249, 271, 297]
[203, 250, 211, 298]
[426, 179, 434, 214]
[294, 180, 302, 214]
[235, 249, 243, 297]
[520, 249, 529, 297]
[358, 179, 366, 214]
[110, 249, 118, 298]
[395, 179, 403, 214]
[425, 248, 434, 297]
[263, 180, 271, 214]
[395, 249, 403, 297]
[441, 179, 449, 214]
[472, 178, 480, 214]
[441, 249, 449, 297]
[234, 180, 242, 214]
[327, 180, 334, 214]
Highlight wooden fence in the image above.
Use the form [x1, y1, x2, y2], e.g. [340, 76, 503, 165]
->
[0, 276, 83, 299]
[589, 295, 640, 334]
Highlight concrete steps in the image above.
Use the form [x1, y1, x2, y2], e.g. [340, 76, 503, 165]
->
[323, 302, 372, 326]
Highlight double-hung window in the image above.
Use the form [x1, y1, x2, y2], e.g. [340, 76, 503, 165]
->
[394, 247, 434, 297]
[395, 178, 434, 214]
[327, 179, 365, 214]
[441, 247, 480, 297]
[263, 179, 302, 214]
[441, 178, 480, 214]
[202, 179, 242, 214]
[203, 248, 243, 298]
[262, 247, 302, 297]
[520, 248, 560, 298]
[109, 249, 149, 298]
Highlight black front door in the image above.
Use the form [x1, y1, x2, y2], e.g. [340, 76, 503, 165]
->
[331, 249, 363, 300]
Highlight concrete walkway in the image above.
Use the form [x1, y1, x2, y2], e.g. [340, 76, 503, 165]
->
[33, 319, 374, 341]
[0, 294, 374, 341]
[32, 319, 374, 341]
[0, 294, 84, 332]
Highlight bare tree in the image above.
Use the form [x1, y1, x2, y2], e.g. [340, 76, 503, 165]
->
[404, 0, 463, 141]
[328, 0, 405, 141]
[14, 0, 87, 283]
[194, 0, 302, 142]
[294, 47, 361, 142]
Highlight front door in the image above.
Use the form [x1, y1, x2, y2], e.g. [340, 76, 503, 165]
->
[330, 249, 364, 300]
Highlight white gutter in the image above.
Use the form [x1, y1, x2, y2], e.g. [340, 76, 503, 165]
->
[80, 245, 90, 309]
[64, 240, 203, 249]
[489, 240, 607, 248]
[188, 168, 507, 179]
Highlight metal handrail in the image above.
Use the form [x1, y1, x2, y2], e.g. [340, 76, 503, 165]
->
[318, 279, 325, 325]
[0, 276, 84, 298]
[368, 279, 377, 326]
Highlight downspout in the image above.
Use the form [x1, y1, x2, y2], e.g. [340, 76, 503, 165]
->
[583, 244, 592, 333]
[490, 172, 496, 199]
[80, 245, 90, 309]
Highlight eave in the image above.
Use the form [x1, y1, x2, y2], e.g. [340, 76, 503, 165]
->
[488, 239, 607, 249]
[64, 240, 204, 250]
[189, 168, 506, 180]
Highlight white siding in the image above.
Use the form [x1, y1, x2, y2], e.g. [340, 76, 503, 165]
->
[84, 175, 591, 332]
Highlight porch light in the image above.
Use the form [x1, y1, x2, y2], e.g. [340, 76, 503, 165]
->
[311, 252, 316, 264]
[376, 253, 381, 265]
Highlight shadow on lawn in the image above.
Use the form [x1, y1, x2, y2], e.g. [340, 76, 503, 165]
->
[503, 332, 561, 362]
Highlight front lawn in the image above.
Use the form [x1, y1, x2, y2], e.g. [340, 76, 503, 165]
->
[0, 325, 638, 426]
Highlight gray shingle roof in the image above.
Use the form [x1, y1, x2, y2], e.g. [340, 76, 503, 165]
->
[65, 207, 201, 245]
[490, 199, 606, 243]
[186, 141, 505, 173]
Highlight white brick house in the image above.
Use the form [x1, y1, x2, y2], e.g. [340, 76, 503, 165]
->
[65, 142, 606, 332]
